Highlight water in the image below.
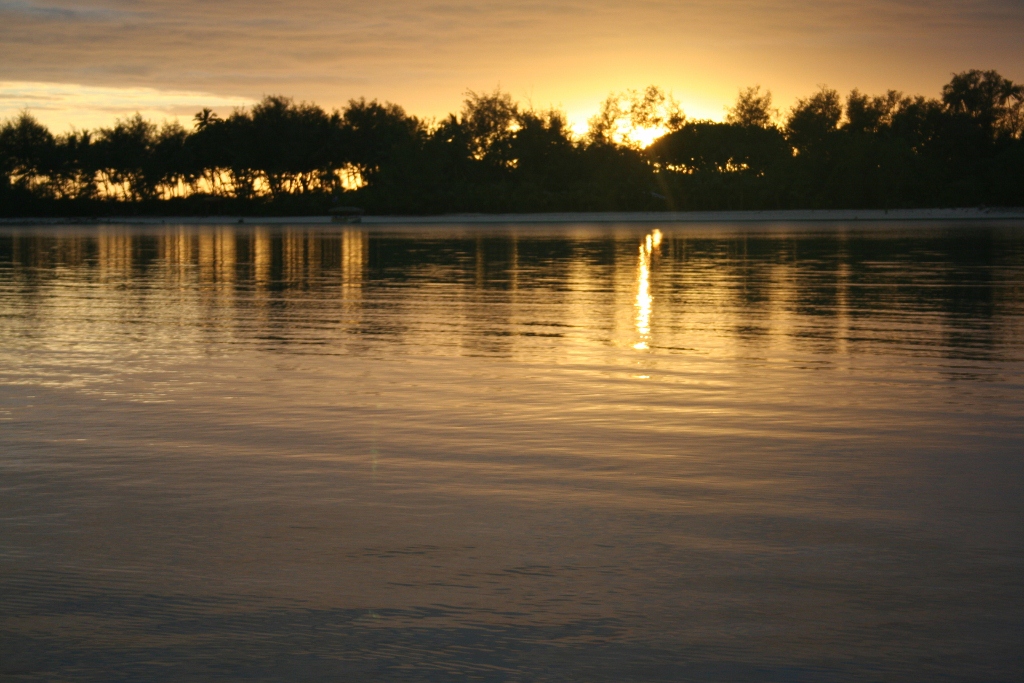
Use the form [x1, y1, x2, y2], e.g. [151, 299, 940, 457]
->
[1, 222, 1022, 682]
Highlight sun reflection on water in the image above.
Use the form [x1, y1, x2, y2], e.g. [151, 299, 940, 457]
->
[634, 229, 662, 350]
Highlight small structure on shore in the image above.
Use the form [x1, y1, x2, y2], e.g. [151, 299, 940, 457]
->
[330, 206, 364, 224]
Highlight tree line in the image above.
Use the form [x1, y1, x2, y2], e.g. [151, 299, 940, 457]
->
[1, 69, 1021, 216]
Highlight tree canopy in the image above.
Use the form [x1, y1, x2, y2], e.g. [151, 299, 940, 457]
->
[2, 69, 1022, 216]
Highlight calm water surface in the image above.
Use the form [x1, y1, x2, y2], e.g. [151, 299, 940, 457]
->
[1, 222, 1022, 682]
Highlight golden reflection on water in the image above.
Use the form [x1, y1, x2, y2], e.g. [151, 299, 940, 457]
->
[97, 230, 132, 282]
[2, 224, 1024, 681]
[254, 228, 272, 284]
[2, 224, 1022, 370]
[634, 228, 662, 350]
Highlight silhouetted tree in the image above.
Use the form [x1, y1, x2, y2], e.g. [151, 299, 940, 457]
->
[2, 70, 1022, 216]
[0, 112, 55, 196]
[726, 86, 777, 128]
[786, 87, 842, 152]
[459, 89, 519, 168]
[588, 86, 684, 147]
[193, 108, 222, 132]
[942, 69, 1024, 141]
[93, 114, 161, 201]
[845, 89, 906, 134]
[49, 130, 97, 200]
[340, 99, 422, 183]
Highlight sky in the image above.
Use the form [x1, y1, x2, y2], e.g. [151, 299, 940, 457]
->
[1, 0, 1023, 133]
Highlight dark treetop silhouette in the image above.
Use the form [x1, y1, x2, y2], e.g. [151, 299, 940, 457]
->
[1, 70, 1022, 216]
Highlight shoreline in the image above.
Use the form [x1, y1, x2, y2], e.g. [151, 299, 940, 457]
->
[2, 207, 1023, 227]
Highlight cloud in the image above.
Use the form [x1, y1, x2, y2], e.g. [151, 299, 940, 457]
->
[0, 81, 253, 131]
[0, 0, 144, 21]
[0, 0, 1021, 126]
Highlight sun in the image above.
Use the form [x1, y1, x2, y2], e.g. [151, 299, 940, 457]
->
[567, 115, 668, 148]
[624, 125, 668, 149]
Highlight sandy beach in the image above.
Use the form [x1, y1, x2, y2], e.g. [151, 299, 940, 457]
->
[363, 207, 1024, 224]
[2, 207, 1023, 227]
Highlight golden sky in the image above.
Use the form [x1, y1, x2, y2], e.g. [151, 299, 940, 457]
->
[2, 0, 1022, 131]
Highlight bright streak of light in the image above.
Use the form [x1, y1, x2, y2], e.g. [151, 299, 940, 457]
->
[634, 229, 662, 350]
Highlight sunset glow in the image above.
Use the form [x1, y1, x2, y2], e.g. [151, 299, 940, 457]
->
[625, 125, 669, 149]
[4, 0, 1024, 678]
[0, 80, 253, 132]
[1, 1, 1021, 130]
